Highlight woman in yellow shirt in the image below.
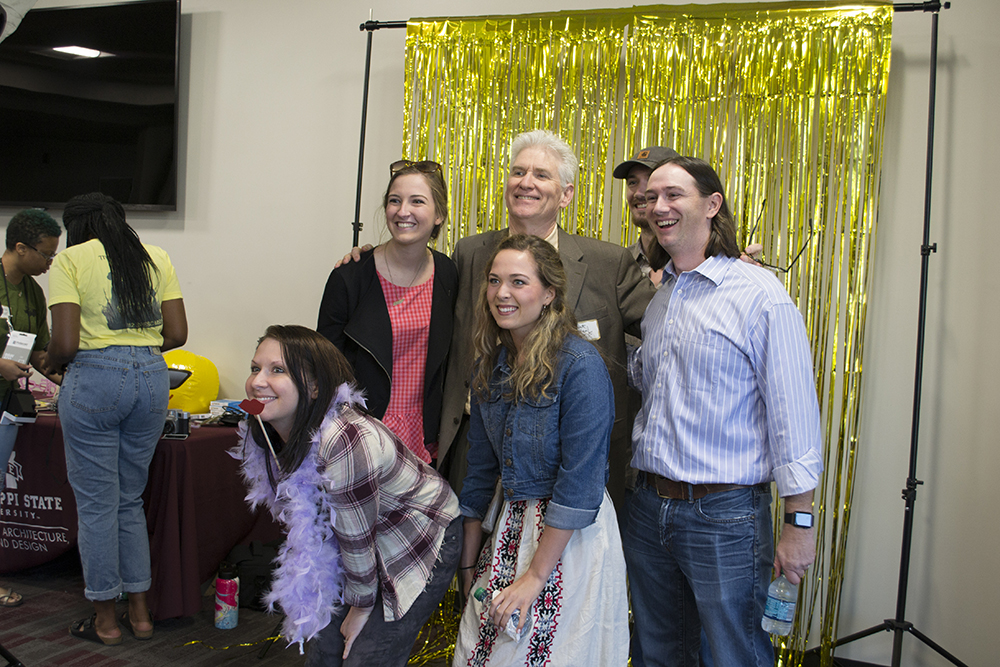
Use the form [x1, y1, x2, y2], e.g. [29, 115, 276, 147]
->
[48, 193, 187, 646]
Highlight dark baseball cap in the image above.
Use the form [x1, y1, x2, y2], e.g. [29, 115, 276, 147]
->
[613, 146, 680, 179]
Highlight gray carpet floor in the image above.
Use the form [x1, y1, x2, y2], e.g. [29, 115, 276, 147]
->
[0, 551, 454, 666]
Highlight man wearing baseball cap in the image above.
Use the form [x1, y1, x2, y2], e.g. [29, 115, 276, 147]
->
[613, 146, 679, 287]
[613, 146, 679, 667]
[614, 146, 680, 521]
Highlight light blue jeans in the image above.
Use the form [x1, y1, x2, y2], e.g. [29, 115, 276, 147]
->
[60, 346, 168, 602]
[623, 476, 775, 667]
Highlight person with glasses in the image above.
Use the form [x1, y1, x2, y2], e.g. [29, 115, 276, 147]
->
[624, 156, 822, 666]
[317, 160, 457, 464]
[0, 208, 64, 608]
[47, 193, 187, 645]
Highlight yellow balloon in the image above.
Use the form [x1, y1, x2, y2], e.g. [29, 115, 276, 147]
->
[164, 349, 219, 414]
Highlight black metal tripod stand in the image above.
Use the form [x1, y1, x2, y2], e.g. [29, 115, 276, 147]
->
[811, 3, 966, 665]
[0, 643, 24, 667]
[352, 16, 406, 247]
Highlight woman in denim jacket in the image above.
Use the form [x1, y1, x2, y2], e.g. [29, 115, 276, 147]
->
[453, 234, 628, 666]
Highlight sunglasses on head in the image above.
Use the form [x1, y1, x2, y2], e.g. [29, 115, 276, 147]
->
[389, 159, 443, 175]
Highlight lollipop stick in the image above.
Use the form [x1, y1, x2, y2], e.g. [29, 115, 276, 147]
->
[255, 414, 282, 473]
[239, 399, 282, 473]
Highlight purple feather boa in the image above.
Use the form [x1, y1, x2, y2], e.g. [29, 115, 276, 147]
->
[229, 383, 367, 652]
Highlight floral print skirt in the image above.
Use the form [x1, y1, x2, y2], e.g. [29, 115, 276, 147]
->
[453, 492, 628, 667]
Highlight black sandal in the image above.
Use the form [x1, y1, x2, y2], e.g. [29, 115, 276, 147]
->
[69, 614, 123, 646]
[0, 587, 22, 607]
[120, 609, 154, 640]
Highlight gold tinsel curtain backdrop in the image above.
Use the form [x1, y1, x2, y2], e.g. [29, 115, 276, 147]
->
[402, 2, 892, 665]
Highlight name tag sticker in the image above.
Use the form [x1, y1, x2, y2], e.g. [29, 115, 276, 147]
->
[578, 319, 600, 341]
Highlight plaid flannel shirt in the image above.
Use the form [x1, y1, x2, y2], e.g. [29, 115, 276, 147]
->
[317, 405, 459, 621]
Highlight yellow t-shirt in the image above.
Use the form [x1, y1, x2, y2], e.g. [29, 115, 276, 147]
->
[48, 239, 183, 350]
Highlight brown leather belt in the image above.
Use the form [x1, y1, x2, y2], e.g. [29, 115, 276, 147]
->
[647, 472, 758, 500]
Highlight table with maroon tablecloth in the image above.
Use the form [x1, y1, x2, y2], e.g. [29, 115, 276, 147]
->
[0, 415, 280, 619]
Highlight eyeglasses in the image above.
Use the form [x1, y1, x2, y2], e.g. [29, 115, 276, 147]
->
[26, 244, 57, 262]
[747, 209, 815, 274]
[389, 159, 443, 176]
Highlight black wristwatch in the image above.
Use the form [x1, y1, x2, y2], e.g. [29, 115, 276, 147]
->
[784, 511, 814, 528]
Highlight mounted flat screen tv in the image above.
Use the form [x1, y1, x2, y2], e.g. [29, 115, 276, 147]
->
[0, 0, 180, 210]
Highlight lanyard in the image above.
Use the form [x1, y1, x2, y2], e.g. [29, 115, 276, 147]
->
[2, 270, 34, 336]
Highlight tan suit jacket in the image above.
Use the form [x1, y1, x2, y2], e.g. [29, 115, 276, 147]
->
[437, 227, 656, 509]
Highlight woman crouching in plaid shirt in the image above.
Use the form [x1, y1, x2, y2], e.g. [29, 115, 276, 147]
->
[235, 324, 461, 666]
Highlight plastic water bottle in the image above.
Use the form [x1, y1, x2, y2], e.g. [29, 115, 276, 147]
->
[214, 561, 240, 629]
[474, 587, 533, 641]
[762, 574, 797, 635]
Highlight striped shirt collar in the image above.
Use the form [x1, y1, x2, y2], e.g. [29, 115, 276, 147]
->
[665, 253, 733, 286]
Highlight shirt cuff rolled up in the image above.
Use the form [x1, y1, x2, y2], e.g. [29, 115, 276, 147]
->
[544, 500, 598, 531]
[772, 448, 824, 498]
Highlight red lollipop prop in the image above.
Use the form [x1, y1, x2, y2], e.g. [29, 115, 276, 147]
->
[240, 398, 281, 472]
[240, 399, 265, 415]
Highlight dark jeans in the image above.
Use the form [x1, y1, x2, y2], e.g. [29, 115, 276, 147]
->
[305, 516, 462, 667]
[624, 478, 775, 667]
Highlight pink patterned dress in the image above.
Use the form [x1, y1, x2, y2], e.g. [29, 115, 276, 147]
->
[377, 270, 435, 463]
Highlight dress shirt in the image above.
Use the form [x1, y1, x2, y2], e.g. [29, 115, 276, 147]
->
[630, 254, 822, 497]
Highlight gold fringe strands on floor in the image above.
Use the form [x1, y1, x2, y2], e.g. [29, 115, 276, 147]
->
[177, 589, 461, 664]
[406, 588, 462, 665]
[178, 634, 283, 651]
[403, 4, 892, 665]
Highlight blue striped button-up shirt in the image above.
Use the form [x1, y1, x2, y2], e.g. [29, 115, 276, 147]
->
[629, 254, 822, 497]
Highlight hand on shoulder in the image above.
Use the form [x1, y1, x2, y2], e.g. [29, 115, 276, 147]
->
[739, 243, 764, 267]
[335, 244, 374, 269]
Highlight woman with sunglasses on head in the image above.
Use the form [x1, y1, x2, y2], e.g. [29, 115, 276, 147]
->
[237, 325, 461, 666]
[46, 193, 187, 645]
[318, 160, 457, 465]
[452, 234, 628, 666]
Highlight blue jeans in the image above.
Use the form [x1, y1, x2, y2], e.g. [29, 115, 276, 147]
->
[306, 516, 463, 667]
[60, 346, 168, 602]
[623, 476, 775, 667]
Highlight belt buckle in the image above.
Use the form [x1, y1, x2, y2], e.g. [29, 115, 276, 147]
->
[652, 474, 683, 500]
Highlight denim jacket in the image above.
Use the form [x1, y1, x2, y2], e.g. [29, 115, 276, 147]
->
[459, 334, 614, 531]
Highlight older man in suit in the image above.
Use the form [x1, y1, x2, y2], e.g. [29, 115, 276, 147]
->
[438, 130, 656, 512]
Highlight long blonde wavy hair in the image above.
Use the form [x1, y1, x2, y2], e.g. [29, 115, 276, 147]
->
[471, 234, 579, 404]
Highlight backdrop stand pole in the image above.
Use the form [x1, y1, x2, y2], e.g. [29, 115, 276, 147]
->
[807, 1, 962, 664]
[353, 18, 406, 247]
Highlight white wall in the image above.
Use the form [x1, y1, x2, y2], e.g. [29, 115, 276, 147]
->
[5, 1, 997, 664]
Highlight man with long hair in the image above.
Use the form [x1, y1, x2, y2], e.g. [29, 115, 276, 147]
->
[625, 156, 822, 666]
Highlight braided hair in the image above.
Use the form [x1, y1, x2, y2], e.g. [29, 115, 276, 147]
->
[62, 193, 159, 329]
